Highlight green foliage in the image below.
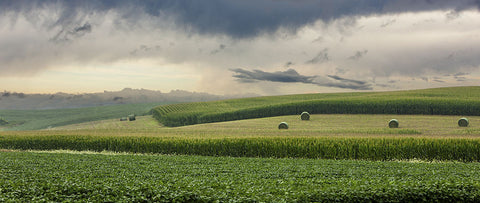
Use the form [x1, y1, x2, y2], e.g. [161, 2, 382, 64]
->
[153, 86, 480, 127]
[2, 151, 480, 202]
[0, 102, 172, 130]
[2, 135, 480, 161]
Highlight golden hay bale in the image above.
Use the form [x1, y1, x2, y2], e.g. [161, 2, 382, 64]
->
[388, 119, 399, 128]
[458, 117, 469, 127]
[278, 122, 289, 129]
[128, 114, 136, 121]
[300, 112, 310, 120]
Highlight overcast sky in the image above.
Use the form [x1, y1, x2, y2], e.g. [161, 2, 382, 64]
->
[1, 0, 480, 95]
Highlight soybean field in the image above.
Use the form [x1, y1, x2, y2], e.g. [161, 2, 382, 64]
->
[2, 150, 480, 202]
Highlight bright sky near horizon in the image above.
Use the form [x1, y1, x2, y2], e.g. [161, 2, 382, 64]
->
[1, 0, 480, 95]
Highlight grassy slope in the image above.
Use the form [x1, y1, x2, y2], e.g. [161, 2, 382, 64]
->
[152, 86, 480, 126]
[2, 151, 480, 202]
[0, 102, 173, 131]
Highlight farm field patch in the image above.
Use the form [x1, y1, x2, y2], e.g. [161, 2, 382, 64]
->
[2, 114, 480, 161]
[152, 86, 480, 127]
[0, 102, 172, 131]
[50, 114, 480, 138]
[1, 150, 480, 202]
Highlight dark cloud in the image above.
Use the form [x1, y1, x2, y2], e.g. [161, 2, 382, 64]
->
[129, 45, 162, 56]
[348, 50, 368, 60]
[51, 23, 92, 42]
[454, 72, 470, 76]
[327, 75, 368, 86]
[231, 68, 372, 90]
[2, 0, 479, 38]
[446, 10, 461, 20]
[453, 72, 470, 81]
[306, 49, 329, 64]
[231, 68, 316, 84]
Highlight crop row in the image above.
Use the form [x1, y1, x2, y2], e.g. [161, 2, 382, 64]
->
[153, 98, 480, 127]
[2, 135, 480, 161]
[2, 151, 480, 202]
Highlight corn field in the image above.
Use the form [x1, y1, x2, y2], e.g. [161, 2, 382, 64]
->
[2, 135, 480, 161]
[153, 87, 480, 127]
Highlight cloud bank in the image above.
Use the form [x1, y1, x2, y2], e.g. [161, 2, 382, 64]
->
[1, 0, 480, 95]
[2, 0, 479, 38]
[231, 68, 372, 90]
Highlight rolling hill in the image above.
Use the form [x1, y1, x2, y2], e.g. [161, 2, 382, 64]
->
[152, 86, 480, 127]
[0, 102, 171, 131]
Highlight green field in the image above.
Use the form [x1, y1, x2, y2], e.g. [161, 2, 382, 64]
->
[2, 114, 480, 161]
[2, 150, 480, 202]
[0, 102, 172, 131]
[2, 86, 480, 201]
[153, 86, 480, 126]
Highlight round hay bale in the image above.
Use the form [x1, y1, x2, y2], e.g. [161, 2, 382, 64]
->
[300, 112, 310, 120]
[278, 122, 289, 129]
[458, 117, 469, 127]
[128, 114, 136, 121]
[388, 119, 399, 128]
[120, 117, 128, 121]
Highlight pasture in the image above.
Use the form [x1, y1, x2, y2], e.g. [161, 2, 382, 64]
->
[0, 102, 172, 131]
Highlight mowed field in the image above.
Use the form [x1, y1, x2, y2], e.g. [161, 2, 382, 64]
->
[3, 87, 480, 201]
[52, 114, 479, 138]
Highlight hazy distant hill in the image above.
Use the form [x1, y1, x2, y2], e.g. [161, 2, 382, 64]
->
[0, 88, 257, 110]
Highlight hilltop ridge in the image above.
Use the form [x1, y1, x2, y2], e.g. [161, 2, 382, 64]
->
[0, 88, 258, 110]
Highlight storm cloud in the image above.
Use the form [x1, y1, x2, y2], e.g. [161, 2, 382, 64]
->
[2, 0, 480, 38]
[1, 0, 480, 95]
[231, 68, 372, 90]
[51, 23, 92, 42]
